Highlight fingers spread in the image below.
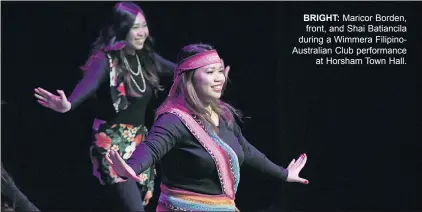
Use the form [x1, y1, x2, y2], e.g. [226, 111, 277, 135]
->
[110, 150, 123, 164]
[298, 178, 309, 185]
[35, 93, 48, 102]
[37, 100, 50, 108]
[105, 151, 114, 166]
[299, 154, 307, 169]
[109, 151, 119, 164]
[292, 154, 303, 168]
[36, 87, 54, 97]
[57, 90, 67, 101]
[287, 159, 295, 169]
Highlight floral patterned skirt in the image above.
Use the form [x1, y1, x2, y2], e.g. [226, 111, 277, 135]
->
[89, 119, 154, 187]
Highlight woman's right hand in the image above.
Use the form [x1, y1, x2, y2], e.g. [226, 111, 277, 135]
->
[106, 150, 142, 182]
[34, 87, 71, 113]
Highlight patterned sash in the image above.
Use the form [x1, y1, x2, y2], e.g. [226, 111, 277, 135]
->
[157, 184, 239, 212]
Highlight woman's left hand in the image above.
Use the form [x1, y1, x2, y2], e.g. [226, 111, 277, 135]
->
[286, 153, 309, 184]
[143, 191, 153, 206]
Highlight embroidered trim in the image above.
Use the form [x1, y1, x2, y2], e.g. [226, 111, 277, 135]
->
[157, 107, 240, 199]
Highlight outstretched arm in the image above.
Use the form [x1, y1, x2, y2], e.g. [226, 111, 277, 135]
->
[125, 113, 183, 175]
[68, 51, 109, 109]
[154, 53, 176, 77]
[234, 123, 289, 181]
[34, 51, 108, 113]
[234, 123, 309, 184]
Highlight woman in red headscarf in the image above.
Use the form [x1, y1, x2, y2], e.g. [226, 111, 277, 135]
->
[106, 43, 309, 211]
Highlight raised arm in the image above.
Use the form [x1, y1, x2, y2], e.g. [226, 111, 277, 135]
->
[234, 123, 289, 181]
[125, 113, 184, 175]
[154, 53, 176, 77]
[68, 51, 109, 109]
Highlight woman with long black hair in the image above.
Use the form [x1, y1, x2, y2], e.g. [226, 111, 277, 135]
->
[34, 2, 175, 211]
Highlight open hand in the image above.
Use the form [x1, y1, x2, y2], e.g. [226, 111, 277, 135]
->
[34, 87, 71, 113]
[105, 150, 142, 182]
[286, 153, 309, 184]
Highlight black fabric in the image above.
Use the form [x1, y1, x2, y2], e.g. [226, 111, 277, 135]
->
[68, 52, 176, 126]
[1, 163, 41, 212]
[105, 180, 146, 212]
[127, 113, 289, 195]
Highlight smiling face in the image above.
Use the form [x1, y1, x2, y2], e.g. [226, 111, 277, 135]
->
[125, 12, 149, 51]
[193, 62, 226, 103]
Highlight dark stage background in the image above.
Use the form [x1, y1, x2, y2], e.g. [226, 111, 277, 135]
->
[1, 1, 421, 211]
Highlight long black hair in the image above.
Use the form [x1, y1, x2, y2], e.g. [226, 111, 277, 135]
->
[83, 2, 163, 96]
